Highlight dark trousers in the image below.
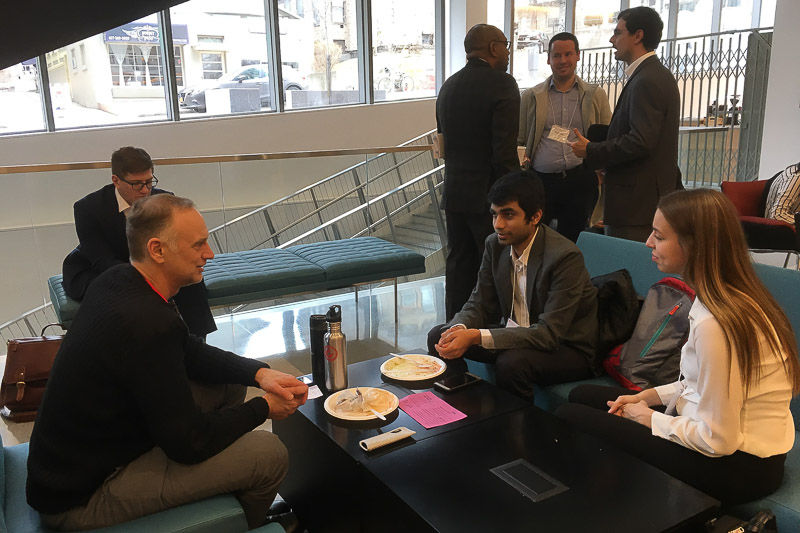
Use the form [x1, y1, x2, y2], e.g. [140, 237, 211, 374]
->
[444, 210, 494, 321]
[536, 165, 597, 243]
[556, 384, 786, 506]
[427, 324, 592, 402]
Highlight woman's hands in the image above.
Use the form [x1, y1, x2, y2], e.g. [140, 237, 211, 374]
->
[607, 389, 661, 429]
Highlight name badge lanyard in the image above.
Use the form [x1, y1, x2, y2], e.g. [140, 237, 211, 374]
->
[547, 90, 581, 144]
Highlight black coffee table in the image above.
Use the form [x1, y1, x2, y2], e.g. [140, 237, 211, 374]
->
[361, 405, 719, 533]
[273, 355, 719, 533]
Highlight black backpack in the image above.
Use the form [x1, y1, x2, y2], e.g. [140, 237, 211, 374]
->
[591, 269, 641, 374]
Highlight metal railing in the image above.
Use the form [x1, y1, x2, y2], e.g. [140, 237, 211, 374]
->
[0, 131, 444, 346]
[577, 27, 773, 186]
[208, 131, 441, 254]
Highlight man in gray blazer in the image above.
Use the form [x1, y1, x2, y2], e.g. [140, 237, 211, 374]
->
[427, 171, 597, 401]
[436, 23, 521, 320]
[518, 32, 611, 242]
[569, 7, 680, 242]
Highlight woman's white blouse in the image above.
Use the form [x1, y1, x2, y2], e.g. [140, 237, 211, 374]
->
[651, 298, 795, 458]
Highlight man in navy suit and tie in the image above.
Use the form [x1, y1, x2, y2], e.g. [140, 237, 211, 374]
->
[62, 146, 217, 337]
[569, 7, 680, 242]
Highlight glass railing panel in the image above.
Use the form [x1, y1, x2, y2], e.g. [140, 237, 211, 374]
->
[0, 134, 442, 350]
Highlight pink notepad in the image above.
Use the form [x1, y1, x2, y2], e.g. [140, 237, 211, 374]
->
[399, 391, 466, 429]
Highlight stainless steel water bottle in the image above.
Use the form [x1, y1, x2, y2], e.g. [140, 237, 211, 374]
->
[309, 314, 327, 388]
[323, 304, 348, 392]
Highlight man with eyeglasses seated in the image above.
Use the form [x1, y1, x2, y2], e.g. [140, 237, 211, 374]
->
[28, 194, 308, 531]
[62, 146, 217, 338]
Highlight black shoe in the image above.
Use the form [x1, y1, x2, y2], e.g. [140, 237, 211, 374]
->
[262, 511, 301, 533]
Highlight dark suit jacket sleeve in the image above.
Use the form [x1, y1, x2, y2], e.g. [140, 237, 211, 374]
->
[585, 68, 671, 170]
[449, 239, 501, 329]
[493, 75, 522, 174]
[73, 198, 126, 273]
[487, 248, 590, 351]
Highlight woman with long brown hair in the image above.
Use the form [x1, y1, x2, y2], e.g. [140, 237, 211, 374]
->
[557, 188, 800, 505]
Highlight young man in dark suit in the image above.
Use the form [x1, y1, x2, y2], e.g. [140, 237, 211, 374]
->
[427, 171, 597, 402]
[62, 146, 217, 337]
[569, 7, 680, 242]
[436, 23, 521, 320]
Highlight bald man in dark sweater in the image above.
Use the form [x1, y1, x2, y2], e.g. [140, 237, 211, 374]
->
[27, 195, 307, 531]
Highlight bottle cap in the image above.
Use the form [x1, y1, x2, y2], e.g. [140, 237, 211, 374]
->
[326, 304, 342, 322]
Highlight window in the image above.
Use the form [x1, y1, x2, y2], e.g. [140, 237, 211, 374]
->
[629, 0, 671, 32]
[0, 60, 46, 135]
[279, 0, 358, 109]
[371, 0, 435, 102]
[512, 0, 566, 89]
[201, 53, 225, 79]
[171, 0, 276, 118]
[47, 15, 170, 129]
[721, 0, 754, 31]
[575, 0, 620, 50]
[760, 0, 777, 26]
[677, 0, 713, 36]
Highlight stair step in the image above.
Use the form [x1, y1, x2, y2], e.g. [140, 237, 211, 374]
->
[396, 223, 440, 236]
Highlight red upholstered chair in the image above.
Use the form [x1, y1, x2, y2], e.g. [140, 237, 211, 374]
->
[720, 176, 799, 253]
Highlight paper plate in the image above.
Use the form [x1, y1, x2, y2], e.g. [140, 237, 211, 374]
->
[324, 387, 399, 421]
[380, 354, 446, 381]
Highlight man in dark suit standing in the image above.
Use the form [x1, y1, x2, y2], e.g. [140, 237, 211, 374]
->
[62, 146, 217, 337]
[427, 171, 597, 402]
[436, 23, 521, 320]
[569, 7, 680, 242]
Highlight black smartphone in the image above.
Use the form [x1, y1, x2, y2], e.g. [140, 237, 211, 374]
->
[434, 372, 482, 392]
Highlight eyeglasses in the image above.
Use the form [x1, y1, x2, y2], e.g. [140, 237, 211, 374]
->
[491, 40, 511, 51]
[119, 175, 159, 191]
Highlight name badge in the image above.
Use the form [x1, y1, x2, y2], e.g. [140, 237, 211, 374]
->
[547, 124, 571, 144]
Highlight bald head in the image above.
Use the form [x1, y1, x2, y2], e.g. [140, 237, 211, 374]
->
[464, 24, 509, 71]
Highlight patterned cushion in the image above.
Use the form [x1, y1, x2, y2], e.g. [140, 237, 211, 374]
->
[289, 237, 426, 284]
[203, 249, 325, 300]
[47, 275, 80, 325]
[765, 165, 800, 224]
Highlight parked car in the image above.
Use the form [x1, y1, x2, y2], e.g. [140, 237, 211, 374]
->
[179, 64, 306, 113]
[515, 31, 549, 53]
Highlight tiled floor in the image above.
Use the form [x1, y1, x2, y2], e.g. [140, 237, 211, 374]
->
[0, 276, 446, 446]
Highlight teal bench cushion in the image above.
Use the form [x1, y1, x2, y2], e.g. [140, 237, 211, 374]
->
[289, 237, 426, 286]
[2, 441, 252, 533]
[47, 275, 80, 326]
[204, 249, 326, 305]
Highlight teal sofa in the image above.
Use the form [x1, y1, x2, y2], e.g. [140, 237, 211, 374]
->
[0, 436, 285, 533]
[467, 231, 800, 530]
[48, 237, 425, 327]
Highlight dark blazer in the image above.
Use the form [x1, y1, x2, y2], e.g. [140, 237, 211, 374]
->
[436, 58, 521, 214]
[585, 55, 680, 226]
[62, 184, 216, 336]
[448, 226, 598, 359]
